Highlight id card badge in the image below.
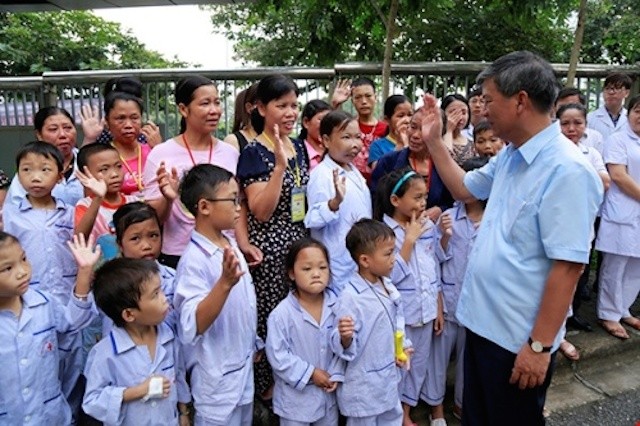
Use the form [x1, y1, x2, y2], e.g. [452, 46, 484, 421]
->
[291, 185, 307, 223]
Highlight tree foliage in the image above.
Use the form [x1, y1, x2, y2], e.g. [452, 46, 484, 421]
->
[204, 0, 574, 67]
[581, 0, 640, 65]
[0, 11, 186, 76]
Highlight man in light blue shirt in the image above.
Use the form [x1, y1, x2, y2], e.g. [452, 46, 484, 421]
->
[422, 51, 603, 425]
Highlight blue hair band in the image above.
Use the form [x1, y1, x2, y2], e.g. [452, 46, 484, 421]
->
[391, 171, 417, 196]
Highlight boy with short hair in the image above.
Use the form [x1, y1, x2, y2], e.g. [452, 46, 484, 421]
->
[74, 144, 140, 259]
[173, 164, 260, 425]
[0, 230, 99, 425]
[472, 120, 505, 158]
[3, 141, 86, 419]
[332, 77, 388, 180]
[588, 72, 633, 139]
[331, 218, 409, 425]
[82, 257, 191, 425]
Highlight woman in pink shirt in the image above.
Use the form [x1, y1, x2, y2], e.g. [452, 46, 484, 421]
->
[143, 75, 240, 268]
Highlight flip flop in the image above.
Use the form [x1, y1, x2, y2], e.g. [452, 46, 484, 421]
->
[621, 316, 640, 331]
[600, 320, 630, 340]
[559, 339, 580, 361]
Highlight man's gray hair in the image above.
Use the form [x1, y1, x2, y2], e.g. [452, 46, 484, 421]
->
[477, 51, 559, 114]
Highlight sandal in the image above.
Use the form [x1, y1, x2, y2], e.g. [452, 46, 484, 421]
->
[559, 339, 580, 361]
[621, 316, 640, 331]
[600, 320, 630, 340]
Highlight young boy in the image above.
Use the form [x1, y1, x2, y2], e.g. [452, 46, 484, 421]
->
[82, 257, 191, 425]
[423, 156, 489, 424]
[587, 72, 633, 139]
[173, 164, 260, 425]
[332, 77, 388, 180]
[74, 143, 140, 259]
[473, 120, 504, 158]
[0, 230, 99, 425]
[331, 219, 409, 425]
[3, 141, 86, 419]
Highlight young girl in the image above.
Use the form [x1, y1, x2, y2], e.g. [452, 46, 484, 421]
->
[299, 100, 332, 171]
[374, 168, 451, 426]
[368, 95, 413, 169]
[266, 238, 345, 425]
[423, 157, 489, 424]
[305, 110, 372, 294]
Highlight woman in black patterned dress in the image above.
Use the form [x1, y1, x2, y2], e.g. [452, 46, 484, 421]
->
[236, 75, 310, 403]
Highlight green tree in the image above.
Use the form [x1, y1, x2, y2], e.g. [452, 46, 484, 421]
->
[581, 0, 640, 65]
[0, 11, 187, 76]
[204, 0, 573, 68]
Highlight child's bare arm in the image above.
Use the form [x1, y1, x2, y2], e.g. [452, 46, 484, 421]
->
[195, 247, 245, 335]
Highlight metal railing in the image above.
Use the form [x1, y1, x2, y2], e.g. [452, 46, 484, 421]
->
[1, 62, 639, 139]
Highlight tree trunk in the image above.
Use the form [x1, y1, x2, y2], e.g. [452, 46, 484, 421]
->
[382, 0, 399, 101]
[566, 0, 588, 88]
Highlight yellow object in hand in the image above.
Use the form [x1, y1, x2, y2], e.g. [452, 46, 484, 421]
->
[395, 330, 408, 362]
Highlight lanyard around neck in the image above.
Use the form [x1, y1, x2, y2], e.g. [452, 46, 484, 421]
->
[111, 142, 143, 192]
[182, 133, 213, 167]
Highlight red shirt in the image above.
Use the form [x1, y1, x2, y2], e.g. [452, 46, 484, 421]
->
[354, 120, 388, 181]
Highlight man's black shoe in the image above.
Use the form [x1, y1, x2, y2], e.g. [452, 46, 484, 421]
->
[567, 315, 593, 332]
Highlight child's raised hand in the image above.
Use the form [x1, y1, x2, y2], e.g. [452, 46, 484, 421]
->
[420, 94, 444, 146]
[67, 233, 101, 270]
[331, 79, 352, 107]
[439, 212, 453, 236]
[220, 246, 245, 289]
[76, 166, 107, 198]
[156, 161, 179, 200]
[405, 211, 431, 243]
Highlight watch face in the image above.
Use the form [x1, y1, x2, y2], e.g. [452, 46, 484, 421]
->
[531, 341, 543, 353]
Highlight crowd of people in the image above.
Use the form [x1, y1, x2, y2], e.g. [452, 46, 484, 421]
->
[0, 50, 637, 426]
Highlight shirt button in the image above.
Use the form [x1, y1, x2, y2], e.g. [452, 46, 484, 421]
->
[20, 358, 27, 365]
[18, 332, 24, 338]
[24, 415, 31, 422]
[151, 401, 157, 407]
[23, 387, 29, 395]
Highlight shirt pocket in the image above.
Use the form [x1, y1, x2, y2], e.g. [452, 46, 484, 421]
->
[502, 195, 538, 245]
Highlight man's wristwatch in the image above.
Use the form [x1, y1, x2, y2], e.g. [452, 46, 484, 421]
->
[528, 337, 552, 353]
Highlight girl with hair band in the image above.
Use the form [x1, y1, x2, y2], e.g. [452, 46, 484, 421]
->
[236, 74, 310, 408]
[371, 108, 454, 222]
[142, 75, 241, 269]
[224, 82, 259, 152]
[374, 168, 451, 426]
